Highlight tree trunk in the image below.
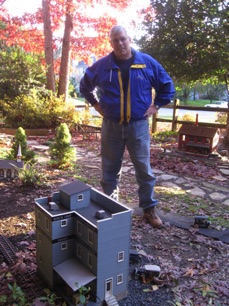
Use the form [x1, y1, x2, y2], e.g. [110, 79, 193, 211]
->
[57, 0, 73, 100]
[42, 0, 55, 92]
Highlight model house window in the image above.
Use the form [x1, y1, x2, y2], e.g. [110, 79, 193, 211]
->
[45, 218, 49, 232]
[38, 232, 42, 243]
[38, 253, 43, 263]
[61, 242, 68, 250]
[118, 251, 124, 262]
[61, 219, 67, 227]
[0, 169, 4, 177]
[88, 253, 93, 268]
[182, 135, 186, 141]
[88, 229, 93, 245]
[77, 221, 82, 236]
[37, 212, 41, 222]
[6, 169, 11, 178]
[117, 274, 123, 285]
[77, 244, 82, 259]
[77, 194, 84, 201]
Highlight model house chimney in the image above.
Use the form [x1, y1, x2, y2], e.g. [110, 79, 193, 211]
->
[195, 114, 198, 126]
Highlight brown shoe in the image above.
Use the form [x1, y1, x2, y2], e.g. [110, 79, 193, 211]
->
[143, 207, 163, 228]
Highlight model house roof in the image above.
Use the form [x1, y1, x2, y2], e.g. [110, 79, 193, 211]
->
[179, 125, 218, 138]
[59, 180, 91, 195]
[0, 159, 24, 169]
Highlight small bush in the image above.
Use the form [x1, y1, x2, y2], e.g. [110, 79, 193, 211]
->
[13, 162, 43, 187]
[49, 123, 76, 169]
[216, 112, 227, 124]
[153, 130, 178, 143]
[9, 127, 35, 162]
[179, 113, 196, 122]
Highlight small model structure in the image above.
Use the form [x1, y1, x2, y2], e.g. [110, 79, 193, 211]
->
[0, 144, 23, 179]
[178, 125, 220, 156]
[35, 180, 132, 305]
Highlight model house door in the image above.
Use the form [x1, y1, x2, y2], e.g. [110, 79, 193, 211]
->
[105, 278, 113, 298]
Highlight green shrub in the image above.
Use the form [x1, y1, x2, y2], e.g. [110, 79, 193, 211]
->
[0, 90, 80, 129]
[12, 162, 43, 187]
[49, 123, 76, 169]
[153, 130, 178, 142]
[179, 113, 196, 122]
[0, 46, 46, 100]
[216, 112, 227, 124]
[9, 127, 35, 162]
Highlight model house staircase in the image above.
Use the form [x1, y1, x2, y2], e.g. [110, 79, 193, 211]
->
[105, 294, 119, 306]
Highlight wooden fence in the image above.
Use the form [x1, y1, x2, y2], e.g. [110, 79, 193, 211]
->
[76, 99, 229, 135]
[151, 99, 229, 133]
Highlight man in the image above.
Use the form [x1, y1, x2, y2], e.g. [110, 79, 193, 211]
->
[80, 25, 175, 228]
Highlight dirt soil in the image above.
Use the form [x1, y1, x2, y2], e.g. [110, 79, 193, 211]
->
[0, 131, 229, 306]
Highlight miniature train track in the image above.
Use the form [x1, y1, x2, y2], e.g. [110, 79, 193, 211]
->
[0, 235, 17, 265]
[0, 235, 46, 302]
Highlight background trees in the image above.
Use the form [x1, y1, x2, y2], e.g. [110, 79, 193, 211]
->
[0, 0, 135, 99]
[0, 46, 46, 100]
[137, 0, 229, 142]
[137, 0, 228, 85]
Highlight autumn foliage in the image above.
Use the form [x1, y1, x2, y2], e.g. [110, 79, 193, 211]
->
[0, 0, 134, 65]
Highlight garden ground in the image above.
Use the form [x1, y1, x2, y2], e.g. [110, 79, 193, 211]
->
[0, 130, 229, 305]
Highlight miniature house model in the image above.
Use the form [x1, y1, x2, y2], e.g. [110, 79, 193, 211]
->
[178, 125, 220, 156]
[0, 144, 23, 179]
[35, 180, 132, 305]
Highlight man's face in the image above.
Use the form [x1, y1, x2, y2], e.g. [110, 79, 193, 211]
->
[110, 30, 132, 60]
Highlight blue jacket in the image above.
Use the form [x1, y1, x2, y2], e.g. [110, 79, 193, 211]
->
[80, 48, 175, 123]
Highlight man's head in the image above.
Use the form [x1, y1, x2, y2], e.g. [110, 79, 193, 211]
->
[109, 25, 132, 60]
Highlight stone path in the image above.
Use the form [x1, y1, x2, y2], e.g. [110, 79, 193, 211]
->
[76, 146, 229, 207]
[76, 146, 229, 244]
[28, 139, 229, 243]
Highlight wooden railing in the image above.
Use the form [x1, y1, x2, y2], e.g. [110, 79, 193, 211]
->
[151, 99, 229, 133]
[75, 99, 229, 134]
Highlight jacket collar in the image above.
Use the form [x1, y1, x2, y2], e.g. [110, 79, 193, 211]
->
[105, 48, 143, 69]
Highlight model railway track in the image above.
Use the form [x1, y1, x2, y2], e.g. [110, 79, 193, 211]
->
[0, 235, 17, 265]
[0, 235, 46, 302]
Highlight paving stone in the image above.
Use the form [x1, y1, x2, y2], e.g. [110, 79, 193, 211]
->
[209, 192, 228, 201]
[153, 169, 164, 174]
[219, 168, 229, 175]
[159, 181, 182, 190]
[157, 174, 178, 181]
[212, 175, 228, 182]
[223, 199, 229, 206]
[186, 187, 205, 197]
[174, 178, 187, 184]
[202, 182, 229, 193]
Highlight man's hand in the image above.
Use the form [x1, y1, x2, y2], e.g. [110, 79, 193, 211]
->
[93, 102, 104, 117]
[144, 104, 158, 119]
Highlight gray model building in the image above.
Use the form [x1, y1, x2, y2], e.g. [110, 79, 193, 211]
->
[35, 180, 132, 305]
[0, 144, 23, 179]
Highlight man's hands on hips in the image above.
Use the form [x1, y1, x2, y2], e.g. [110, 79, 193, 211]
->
[144, 104, 159, 119]
[93, 102, 104, 117]
[93, 102, 159, 119]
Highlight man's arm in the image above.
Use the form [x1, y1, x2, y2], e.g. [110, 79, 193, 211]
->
[151, 61, 176, 108]
[80, 69, 104, 117]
